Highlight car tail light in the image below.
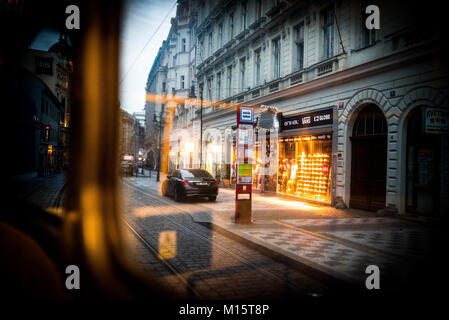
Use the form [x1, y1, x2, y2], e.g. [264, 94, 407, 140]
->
[214, 180, 219, 187]
[182, 180, 189, 187]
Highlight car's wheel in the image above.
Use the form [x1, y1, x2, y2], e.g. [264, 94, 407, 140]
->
[208, 196, 217, 202]
[174, 187, 183, 202]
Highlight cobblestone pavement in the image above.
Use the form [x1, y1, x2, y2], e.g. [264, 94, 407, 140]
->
[10, 172, 66, 213]
[124, 173, 444, 293]
[121, 177, 330, 300]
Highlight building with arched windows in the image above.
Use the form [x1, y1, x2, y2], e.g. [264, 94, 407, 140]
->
[146, 0, 449, 216]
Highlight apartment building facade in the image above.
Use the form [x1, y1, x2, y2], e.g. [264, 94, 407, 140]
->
[145, 0, 198, 173]
[148, 0, 449, 216]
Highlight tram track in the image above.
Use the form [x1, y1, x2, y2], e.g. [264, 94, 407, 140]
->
[122, 180, 327, 299]
[122, 218, 204, 298]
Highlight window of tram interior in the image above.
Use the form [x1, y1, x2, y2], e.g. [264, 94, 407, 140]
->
[278, 134, 332, 203]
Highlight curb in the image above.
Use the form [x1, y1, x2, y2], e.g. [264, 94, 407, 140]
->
[198, 220, 359, 291]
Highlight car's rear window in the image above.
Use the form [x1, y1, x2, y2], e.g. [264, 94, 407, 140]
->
[180, 169, 213, 179]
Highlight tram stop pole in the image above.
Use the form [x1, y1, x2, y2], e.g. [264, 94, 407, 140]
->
[235, 106, 254, 224]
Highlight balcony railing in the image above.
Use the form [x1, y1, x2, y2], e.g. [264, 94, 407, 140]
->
[289, 71, 304, 85]
[269, 81, 279, 92]
[197, 54, 344, 107]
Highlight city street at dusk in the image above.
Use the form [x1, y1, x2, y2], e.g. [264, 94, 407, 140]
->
[1, 0, 448, 316]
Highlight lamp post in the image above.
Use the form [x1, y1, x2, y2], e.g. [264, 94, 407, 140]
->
[200, 87, 203, 169]
[155, 105, 165, 182]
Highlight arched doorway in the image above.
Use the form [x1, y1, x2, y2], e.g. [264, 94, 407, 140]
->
[350, 104, 387, 211]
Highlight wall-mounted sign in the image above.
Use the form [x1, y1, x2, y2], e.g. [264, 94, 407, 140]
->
[35, 56, 53, 75]
[0, 0, 24, 13]
[281, 108, 333, 131]
[44, 124, 51, 142]
[425, 107, 449, 134]
[259, 105, 276, 129]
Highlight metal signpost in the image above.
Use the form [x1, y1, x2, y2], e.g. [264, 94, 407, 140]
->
[235, 106, 254, 223]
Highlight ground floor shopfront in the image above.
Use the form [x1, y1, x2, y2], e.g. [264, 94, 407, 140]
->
[168, 65, 449, 216]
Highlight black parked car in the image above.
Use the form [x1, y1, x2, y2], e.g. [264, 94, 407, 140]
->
[162, 169, 219, 202]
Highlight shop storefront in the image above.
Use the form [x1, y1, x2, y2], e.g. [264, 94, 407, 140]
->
[276, 108, 334, 204]
[405, 106, 448, 215]
[278, 134, 332, 203]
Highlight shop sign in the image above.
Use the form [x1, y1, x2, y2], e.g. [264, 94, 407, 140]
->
[0, 0, 24, 13]
[35, 56, 53, 75]
[281, 108, 333, 131]
[259, 106, 276, 129]
[424, 108, 449, 134]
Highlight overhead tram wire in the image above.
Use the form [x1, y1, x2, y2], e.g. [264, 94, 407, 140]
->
[120, 0, 177, 85]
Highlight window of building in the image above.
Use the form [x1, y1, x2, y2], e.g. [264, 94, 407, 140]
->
[241, 2, 247, 31]
[321, 7, 334, 60]
[182, 38, 186, 52]
[273, 37, 281, 79]
[181, 75, 185, 89]
[256, 0, 262, 20]
[229, 13, 234, 40]
[294, 23, 305, 71]
[353, 104, 387, 136]
[359, 4, 376, 48]
[217, 72, 221, 101]
[173, 55, 176, 67]
[162, 82, 166, 93]
[207, 77, 213, 102]
[254, 50, 261, 86]
[227, 65, 232, 97]
[240, 58, 246, 91]
[218, 23, 223, 48]
[208, 32, 213, 56]
[200, 39, 204, 59]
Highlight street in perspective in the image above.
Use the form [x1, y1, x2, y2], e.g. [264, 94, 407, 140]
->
[2, 0, 448, 311]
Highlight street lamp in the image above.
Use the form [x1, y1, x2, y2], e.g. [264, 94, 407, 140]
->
[154, 105, 165, 182]
[200, 87, 203, 169]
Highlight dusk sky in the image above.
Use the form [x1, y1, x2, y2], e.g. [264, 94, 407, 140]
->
[120, 0, 177, 114]
[30, 0, 177, 116]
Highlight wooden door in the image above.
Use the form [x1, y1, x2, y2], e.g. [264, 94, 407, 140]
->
[350, 135, 387, 211]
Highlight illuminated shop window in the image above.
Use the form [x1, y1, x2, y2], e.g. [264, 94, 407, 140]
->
[278, 134, 332, 203]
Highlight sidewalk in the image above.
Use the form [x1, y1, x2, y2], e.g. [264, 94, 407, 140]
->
[10, 172, 67, 215]
[126, 173, 441, 290]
